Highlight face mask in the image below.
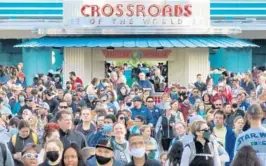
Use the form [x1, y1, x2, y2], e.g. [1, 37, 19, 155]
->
[202, 130, 212, 140]
[46, 151, 59, 162]
[88, 95, 96, 100]
[126, 102, 132, 107]
[130, 147, 146, 158]
[10, 128, 18, 135]
[120, 88, 126, 95]
[19, 96, 25, 102]
[95, 155, 112, 165]
[199, 106, 205, 110]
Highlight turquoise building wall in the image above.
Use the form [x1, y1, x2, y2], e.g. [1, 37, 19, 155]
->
[210, 48, 252, 73]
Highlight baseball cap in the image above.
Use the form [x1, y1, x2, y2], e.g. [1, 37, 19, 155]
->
[39, 102, 50, 110]
[96, 138, 113, 151]
[132, 96, 142, 102]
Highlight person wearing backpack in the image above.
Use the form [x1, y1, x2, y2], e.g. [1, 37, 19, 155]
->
[8, 120, 39, 166]
[180, 120, 221, 166]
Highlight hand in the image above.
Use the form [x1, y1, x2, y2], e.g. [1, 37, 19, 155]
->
[14, 152, 22, 160]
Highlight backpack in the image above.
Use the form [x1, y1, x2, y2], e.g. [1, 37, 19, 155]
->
[11, 132, 38, 146]
[185, 141, 215, 164]
[0, 142, 6, 164]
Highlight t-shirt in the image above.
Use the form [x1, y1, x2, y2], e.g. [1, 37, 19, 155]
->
[234, 127, 266, 166]
[214, 126, 227, 146]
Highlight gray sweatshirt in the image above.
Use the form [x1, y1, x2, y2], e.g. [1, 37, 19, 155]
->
[234, 127, 266, 166]
[0, 142, 14, 166]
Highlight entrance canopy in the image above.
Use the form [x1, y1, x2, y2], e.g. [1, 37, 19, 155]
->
[15, 36, 258, 48]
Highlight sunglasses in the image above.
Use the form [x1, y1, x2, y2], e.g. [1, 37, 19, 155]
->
[147, 101, 154, 103]
[60, 106, 68, 109]
[215, 104, 222, 106]
[23, 153, 38, 159]
[119, 117, 125, 120]
[200, 128, 210, 132]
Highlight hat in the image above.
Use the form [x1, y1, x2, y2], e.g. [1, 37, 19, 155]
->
[96, 138, 113, 151]
[18, 72, 25, 78]
[39, 102, 50, 110]
[132, 96, 142, 102]
[22, 143, 39, 155]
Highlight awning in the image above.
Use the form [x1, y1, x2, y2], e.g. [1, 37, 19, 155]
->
[15, 36, 258, 48]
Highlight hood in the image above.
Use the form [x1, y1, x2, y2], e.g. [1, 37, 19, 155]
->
[0, 126, 7, 133]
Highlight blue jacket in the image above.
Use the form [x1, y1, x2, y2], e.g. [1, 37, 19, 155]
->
[239, 101, 250, 111]
[131, 106, 153, 125]
[148, 106, 163, 127]
[87, 156, 125, 166]
[225, 126, 235, 166]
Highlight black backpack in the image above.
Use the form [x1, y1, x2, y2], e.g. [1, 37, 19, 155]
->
[0, 142, 7, 164]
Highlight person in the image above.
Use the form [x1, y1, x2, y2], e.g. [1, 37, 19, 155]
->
[241, 73, 256, 95]
[8, 120, 39, 166]
[234, 104, 266, 165]
[194, 74, 206, 92]
[62, 143, 85, 166]
[0, 97, 11, 115]
[166, 141, 183, 166]
[134, 72, 154, 94]
[111, 123, 131, 164]
[231, 145, 262, 166]
[131, 96, 153, 126]
[38, 123, 60, 164]
[56, 110, 87, 149]
[160, 152, 167, 166]
[233, 116, 244, 137]
[180, 120, 221, 166]
[69, 71, 83, 91]
[126, 133, 161, 166]
[0, 140, 14, 166]
[170, 122, 187, 145]
[39, 139, 64, 166]
[75, 108, 96, 141]
[170, 100, 185, 123]
[145, 96, 163, 127]
[12, 92, 26, 115]
[87, 138, 125, 166]
[16, 72, 27, 89]
[21, 144, 38, 166]
[0, 118, 10, 145]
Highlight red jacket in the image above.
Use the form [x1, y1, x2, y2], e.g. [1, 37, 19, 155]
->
[72, 77, 83, 90]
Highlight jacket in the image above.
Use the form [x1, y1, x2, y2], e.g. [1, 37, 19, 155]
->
[126, 155, 161, 166]
[59, 129, 87, 149]
[225, 126, 236, 166]
[131, 106, 153, 125]
[148, 106, 163, 127]
[0, 126, 10, 145]
[0, 142, 14, 166]
[87, 156, 125, 166]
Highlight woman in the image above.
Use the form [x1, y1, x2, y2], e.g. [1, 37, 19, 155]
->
[156, 92, 171, 110]
[39, 139, 64, 166]
[202, 93, 212, 110]
[231, 145, 262, 166]
[12, 92, 26, 115]
[170, 100, 185, 123]
[171, 122, 187, 145]
[62, 143, 85, 166]
[197, 102, 206, 120]
[117, 83, 129, 102]
[156, 104, 176, 151]
[38, 123, 60, 164]
[8, 120, 39, 166]
[140, 125, 159, 160]
[111, 123, 131, 164]
[106, 90, 120, 112]
[180, 120, 221, 166]
[166, 141, 184, 166]
[116, 112, 126, 125]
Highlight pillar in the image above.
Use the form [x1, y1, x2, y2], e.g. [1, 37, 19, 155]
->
[22, 47, 52, 85]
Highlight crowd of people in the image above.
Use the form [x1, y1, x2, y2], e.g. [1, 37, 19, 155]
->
[0, 62, 266, 166]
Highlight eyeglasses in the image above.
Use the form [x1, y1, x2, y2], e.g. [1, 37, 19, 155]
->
[60, 106, 68, 109]
[22, 153, 38, 159]
[147, 101, 154, 103]
[215, 104, 222, 106]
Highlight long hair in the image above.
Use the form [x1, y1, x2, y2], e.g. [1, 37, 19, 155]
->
[231, 145, 262, 166]
[62, 143, 85, 166]
[167, 141, 184, 166]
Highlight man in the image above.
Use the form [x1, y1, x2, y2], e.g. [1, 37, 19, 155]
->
[213, 110, 235, 165]
[234, 104, 266, 165]
[213, 99, 224, 110]
[126, 134, 161, 166]
[56, 110, 87, 149]
[224, 103, 235, 128]
[194, 74, 206, 92]
[87, 138, 124, 166]
[241, 73, 256, 95]
[69, 71, 83, 90]
[131, 96, 153, 126]
[188, 88, 201, 105]
[136, 72, 154, 94]
[75, 108, 96, 141]
[21, 144, 38, 166]
[145, 96, 162, 127]
[63, 93, 77, 113]
[19, 97, 34, 116]
[56, 89, 64, 102]
[238, 91, 250, 111]
[43, 89, 59, 113]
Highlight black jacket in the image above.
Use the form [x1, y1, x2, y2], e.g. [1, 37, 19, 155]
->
[59, 129, 87, 149]
[126, 156, 161, 166]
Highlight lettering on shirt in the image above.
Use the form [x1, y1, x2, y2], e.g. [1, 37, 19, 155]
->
[237, 132, 266, 147]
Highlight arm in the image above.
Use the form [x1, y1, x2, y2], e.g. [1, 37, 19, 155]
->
[213, 141, 222, 166]
[146, 109, 154, 126]
[179, 112, 185, 123]
[180, 146, 191, 166]
[5, 144, 14, 166]
[155, 116, 162, 134]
